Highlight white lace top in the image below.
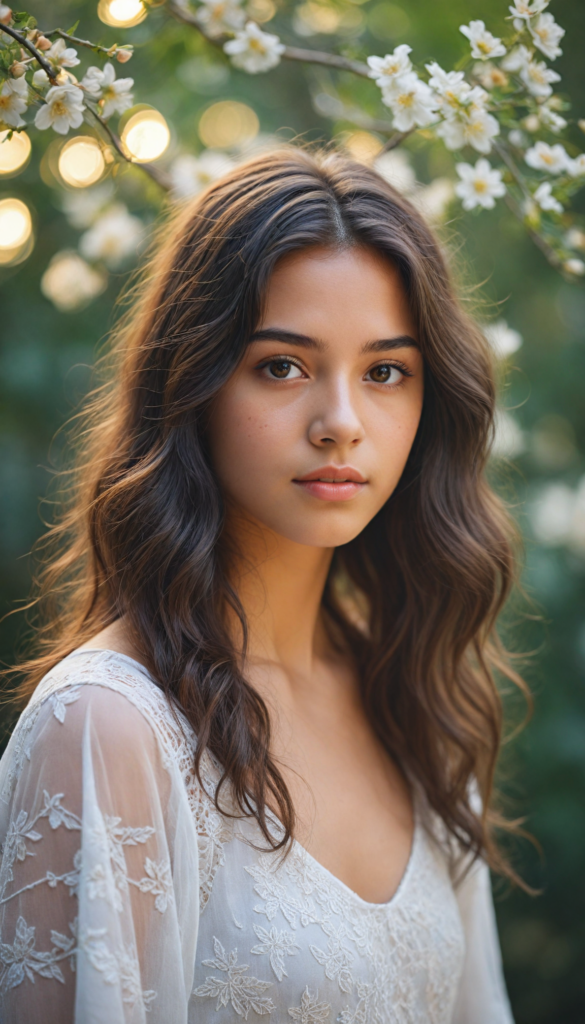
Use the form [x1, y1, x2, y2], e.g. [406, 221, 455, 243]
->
[0, 649, 514, 1024]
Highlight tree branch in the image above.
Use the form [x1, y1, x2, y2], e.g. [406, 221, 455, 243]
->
[85, 103, 172, 191]
[45, 28, 126, 59]
[166, 2, 370, 78]
[0, 23, 58, 80]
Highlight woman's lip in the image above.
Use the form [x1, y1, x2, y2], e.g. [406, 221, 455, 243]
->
[293, 465, 367, 484]
[293, 480, 366, 501]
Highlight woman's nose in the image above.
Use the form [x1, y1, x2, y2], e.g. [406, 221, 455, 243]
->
[307, 378, 365, 449]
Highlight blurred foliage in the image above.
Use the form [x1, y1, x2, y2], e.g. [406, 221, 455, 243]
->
[1, 0, 585, 1020]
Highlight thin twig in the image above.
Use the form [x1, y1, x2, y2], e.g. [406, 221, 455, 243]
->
[45, 28, 125, 59]
[0, 23, 58, 80]
[379, 129, 415, 154]
[85, 103, 172, 191]
[503, 192, 562, 270]
[493, 139, 531, 202]
[167, 2, 371, 78]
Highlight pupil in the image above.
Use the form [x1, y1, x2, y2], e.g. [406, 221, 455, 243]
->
[373, 365, 390, 382]
[272, 360, 290, 378]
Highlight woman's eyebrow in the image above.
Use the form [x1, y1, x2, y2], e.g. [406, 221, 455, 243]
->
[250, 328, 326, 351]
[361, 335, 419, 353]
[249, 329, 419, 353]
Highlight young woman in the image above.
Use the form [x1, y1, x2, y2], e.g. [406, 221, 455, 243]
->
[0, 148, 521, 1023]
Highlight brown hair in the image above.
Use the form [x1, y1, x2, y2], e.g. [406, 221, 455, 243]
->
[11, 148, 527, 881]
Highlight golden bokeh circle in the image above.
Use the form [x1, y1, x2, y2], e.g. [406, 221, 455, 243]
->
[198, 101, 260, 150]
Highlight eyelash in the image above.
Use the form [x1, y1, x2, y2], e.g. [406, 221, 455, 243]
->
[256, 355, 414, 386]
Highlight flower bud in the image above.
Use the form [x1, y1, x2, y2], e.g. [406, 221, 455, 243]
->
[9, 60, 27, 77]
[27, 28, 40, 42]
[116, 48, 133, 63]
[0, 5, 12, 25]
[564, 258, 585, 276]
[36, 35, 52, 51]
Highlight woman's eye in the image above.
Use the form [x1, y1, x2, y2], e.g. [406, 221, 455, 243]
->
[367, 364, 404, 385]
[262, 359, 303, 380]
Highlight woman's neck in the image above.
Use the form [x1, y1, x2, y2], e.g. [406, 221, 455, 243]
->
[227, 510, 335, 681]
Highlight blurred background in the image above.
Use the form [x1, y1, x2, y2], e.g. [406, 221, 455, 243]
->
[0, 0, 584, 1020]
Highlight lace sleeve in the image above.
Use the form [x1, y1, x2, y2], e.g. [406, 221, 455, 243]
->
[452, 857, 515, 1024]
[0, 681, 200, 1024]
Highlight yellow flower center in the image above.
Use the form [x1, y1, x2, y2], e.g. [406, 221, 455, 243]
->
[474, 180, 488, 193]
[478, 41, 491, 54]
[249, 37, 266, 52]
[397, 92, 414, 108]
[51, 100, 69, 117]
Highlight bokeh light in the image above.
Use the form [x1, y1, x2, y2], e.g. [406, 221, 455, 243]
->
[97, 0, 147, 28]
[246, 0, 276, 23]
[0, 197, 33, 265]
[58, 136, 106, 188]
[198, 101, 259, 150]
[121, 109, 170, 163]
[0, 131, 32, 177]
[41, 251, 107, 312]
[344, 131, 383, 163]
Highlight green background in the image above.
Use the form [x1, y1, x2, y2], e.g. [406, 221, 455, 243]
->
[1, 1, 584, 1019]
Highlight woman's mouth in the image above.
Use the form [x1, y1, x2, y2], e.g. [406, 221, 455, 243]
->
[292, 465, 367, 502]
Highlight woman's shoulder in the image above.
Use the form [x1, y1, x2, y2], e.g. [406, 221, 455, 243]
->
[10, 648, 197, 782]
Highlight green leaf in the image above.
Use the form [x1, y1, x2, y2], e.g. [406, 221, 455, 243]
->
[66, 21, 80, 35]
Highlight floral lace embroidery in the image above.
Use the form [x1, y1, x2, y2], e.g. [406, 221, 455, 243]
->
[194, 936, 275, 1018]
[0, 915, 77, 992]
[250, 924, 301, 981]
[288, 986, 331, 1022]
[16, 651, 233, 911]
[79, 926, 156, 1008]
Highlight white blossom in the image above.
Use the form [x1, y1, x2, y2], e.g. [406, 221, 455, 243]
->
[501, 45, 532, 73]
[367, 45, 412, 86]
[41, 251, 107, 312]
[413, 177, 455, 223]
[81, 63, 134, 119]
[538, 101, 567, 133]
[568, 154, 585, 178]
[426, 63, 472, 114]
[32, 68, 50, 89]
[0, 4, 12, 23]
[170, 151, 234, 198]
[380, 72, 438, 131]
[34, 84, 85, 135]
[46, 38, 80, 69]
[529, 12, 565, 61]
[484, 319, 523, 359]
[530, 479, 585, 554]
[79, 203, 143, 268]
[508, 0, 549, 23]
[492, 410, 526, 460]
[437, 106, 499, 154]
[565, 227, 585, 250]
[374, 149, 416, 193]
[459, 21, 506, 61]
[195, 0, 245, 38]
[533, 181, 563, 213]
[564, 258, 585, 276]
[61, 181, 115, 229]
[525, 140, 570, 173]
[473, 61, 509, 90]
[508, 128, 527, 147]
[224, 22, 285, 74]
[455, 158, 505, 210]
[520, 58, 561, 99]
[0, 75, 27, 129]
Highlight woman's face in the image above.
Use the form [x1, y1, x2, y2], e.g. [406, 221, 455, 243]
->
[208, 245, 424, 549]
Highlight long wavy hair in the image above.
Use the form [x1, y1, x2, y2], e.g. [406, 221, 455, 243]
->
[10, 148, 527, 881]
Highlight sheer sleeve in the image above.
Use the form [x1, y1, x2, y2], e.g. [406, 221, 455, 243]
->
[452, 857, 514, 1024]
[0, 681, 200, 1024]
